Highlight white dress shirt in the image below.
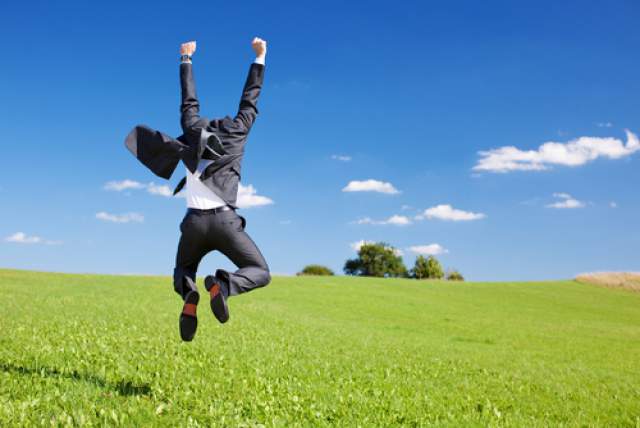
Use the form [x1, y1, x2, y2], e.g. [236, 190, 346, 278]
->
[185, 159, 226, 209]
[184, 56, 264, 209]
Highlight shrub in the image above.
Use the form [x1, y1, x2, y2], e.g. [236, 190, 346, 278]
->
[446, 269, 464, 281]
[344, 242, 407, 278]
[412, 255, 444, 279]
[298, 265, 334, 276]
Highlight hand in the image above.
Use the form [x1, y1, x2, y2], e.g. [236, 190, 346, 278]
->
[180, 41, 197, 56]
[251, 37, 267, 58]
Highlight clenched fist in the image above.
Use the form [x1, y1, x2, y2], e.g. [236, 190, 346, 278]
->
[180, 41, 196, 56]
[251, 37, 267, 58]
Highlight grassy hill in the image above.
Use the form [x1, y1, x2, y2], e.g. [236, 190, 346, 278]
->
[1, 269, 639, 426]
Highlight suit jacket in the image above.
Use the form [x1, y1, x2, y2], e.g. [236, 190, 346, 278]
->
[124, 61, 265, 208]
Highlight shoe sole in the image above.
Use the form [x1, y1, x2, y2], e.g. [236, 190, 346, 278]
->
[205, 275, 229, 324]
[179, 290, 199, 341]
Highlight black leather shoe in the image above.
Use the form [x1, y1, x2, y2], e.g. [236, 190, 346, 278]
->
[179, 290, 199, 341]
[204, 275, 229, 324]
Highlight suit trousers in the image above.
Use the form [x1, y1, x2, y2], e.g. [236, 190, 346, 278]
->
[172, 208, 271, 301]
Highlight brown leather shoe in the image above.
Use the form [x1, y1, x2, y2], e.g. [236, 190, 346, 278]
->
[179, 290, 199, 341]
[204, 275, 229, 324]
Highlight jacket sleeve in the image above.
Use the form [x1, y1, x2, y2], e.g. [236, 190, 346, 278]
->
[180, 62, 209, 135]
[233, 62, 265, 132]
[124, 125, 183, 179]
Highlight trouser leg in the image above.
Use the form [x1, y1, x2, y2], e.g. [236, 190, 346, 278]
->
[173, 213, 211, 300]
[213, 212, 271, 297]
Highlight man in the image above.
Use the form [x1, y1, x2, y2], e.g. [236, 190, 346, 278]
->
[124, 38, 271, 342]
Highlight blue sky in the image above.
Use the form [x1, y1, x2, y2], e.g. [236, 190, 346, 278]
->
[1, 0, 639, 280]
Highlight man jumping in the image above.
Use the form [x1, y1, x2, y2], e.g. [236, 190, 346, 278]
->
[125, 38, 271, 341]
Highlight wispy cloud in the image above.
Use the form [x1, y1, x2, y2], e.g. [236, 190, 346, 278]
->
[546, 193, 585, 209]
[331, 154, 352, 162]
[610, 201, 618, 208]
[237, 184, 274, 208]
[408, 244, 448, 256]
[596, 122, 613, 128]
[104, 179, 173, 197]
[104, 179, 146, 191]
[473, 130, 639, 173]
[416, 204, 486, 221]
[96, 212, 145, 223]
[4, 232, 62, 245]
[146, 183, 173, 197]
[354, 215, 412, 226]
[343, 179, 400, 194]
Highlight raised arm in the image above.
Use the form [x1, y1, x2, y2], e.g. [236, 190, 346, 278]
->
[179, 41, 208, 136]
[233, 37, 267, 132]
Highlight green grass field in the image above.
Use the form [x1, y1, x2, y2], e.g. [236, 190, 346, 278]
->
[1, 269, 639, 427]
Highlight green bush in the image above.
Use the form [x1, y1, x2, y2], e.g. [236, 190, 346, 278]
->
[344, 242, 407, 278]
[411, 255, 444, 280]
[297, 265, 334, 276]
[446, 269, 464, 281]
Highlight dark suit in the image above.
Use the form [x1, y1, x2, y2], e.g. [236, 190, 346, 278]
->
[124, 61, 270, 300]
[125, 61, 265, 208]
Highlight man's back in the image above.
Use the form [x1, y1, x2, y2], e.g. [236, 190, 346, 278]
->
[174, 40, 266, 208]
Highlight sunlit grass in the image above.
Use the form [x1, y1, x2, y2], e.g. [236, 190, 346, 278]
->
[1, 269, 639, 426]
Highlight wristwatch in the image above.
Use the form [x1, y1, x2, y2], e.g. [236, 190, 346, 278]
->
[180, 54, 192, 63]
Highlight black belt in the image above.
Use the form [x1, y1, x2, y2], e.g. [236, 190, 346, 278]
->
[187, 205, 234, 215]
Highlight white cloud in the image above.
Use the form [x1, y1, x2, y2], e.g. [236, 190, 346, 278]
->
[343, 179, 400, 194]
[354, 215, 412, 226]
[146, 183, 173, 197]
[96, 212, 145, 223]
[473, 130, 640, 173]
[5, 232, 40, 244]
[104, 179, 173, 197]
[547, 199, 584, 209]
[597, 122, 613, 128]
[386, 215, 411, 225]
[237, 184, 274, 209]
[552, 192, 572, 199]
[104, 179, 146, 191]
[355, 217, 375, 224]
[546, 193, 585, 209]
[350, 240, 373, 252]
[331, 154, 352, 162]
[408, 244, 448, 256]
[5, 232, 61, 245]
[610, 201, 618, 208]
[416, 204, 486, 221]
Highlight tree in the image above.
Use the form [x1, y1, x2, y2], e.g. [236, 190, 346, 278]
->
[343, 258, 364, 276]
[297, 265, 334, 276]
[343, 242, 407, 277]
[411, 255, 444, 279]
[446, 269, 464, 281]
